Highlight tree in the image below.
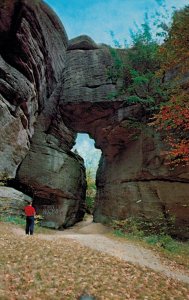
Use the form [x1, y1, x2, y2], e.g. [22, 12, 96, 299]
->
[85, 159, 96, 213]
[108, 12, 169, 116]
[152, 6, 189, 166]
[108, 4, 189, 166]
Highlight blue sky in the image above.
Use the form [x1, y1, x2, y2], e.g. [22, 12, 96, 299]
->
[44, 0, 188, 173]
[44, 0, 189, 45]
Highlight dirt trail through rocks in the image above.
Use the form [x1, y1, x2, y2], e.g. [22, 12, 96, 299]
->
[13, 216, 189, 285]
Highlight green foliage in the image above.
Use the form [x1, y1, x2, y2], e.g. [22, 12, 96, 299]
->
[113, 229, 126, 238]
[112, 214, 177, 237]
[86, 196, 95, 212]
[159, 5, 189, 71]
[0, 214, 52, 234]
[107, 9, 173, 116]
[144, 234, 180, 253]
[0, 215, 25, 226]
[107, 48, 125, 84]
[106, 91, 119, 100]
[112, 217, 188, 254]
[85, 163, 96, 213]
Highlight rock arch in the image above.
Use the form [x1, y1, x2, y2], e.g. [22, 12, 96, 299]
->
[0, 0, 189, 237]
[59, 39, 189, 238]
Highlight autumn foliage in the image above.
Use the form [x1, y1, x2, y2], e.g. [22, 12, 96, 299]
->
[158, 6, 189, 72]
[153, 6, 189, 166]
[152, 92, 189, 165]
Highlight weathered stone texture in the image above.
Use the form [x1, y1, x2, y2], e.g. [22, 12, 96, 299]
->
[0, 0, 68, 180]
[0, 0, 86, 228]
[61, 45, 116, 104]
[92, 124, 189, 238]
[0, 186, 32, 217]
[15, 81, 87, 228]
[94, 155, 189, 238]
[17, 143, 86, 228]
[0, 55, 36, 178]
[67, 35, 99, 50]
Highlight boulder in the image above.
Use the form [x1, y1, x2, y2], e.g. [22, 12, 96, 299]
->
[67, 35, 99, 50]
[16, 147, 86, 228]
[0, 186, 31, 217]
[94, 176, 189, 238]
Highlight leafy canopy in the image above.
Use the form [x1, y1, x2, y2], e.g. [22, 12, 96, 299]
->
[108, 4, 189, 166]
[152, 6, 189, 166]
[108, 11, 170, 113]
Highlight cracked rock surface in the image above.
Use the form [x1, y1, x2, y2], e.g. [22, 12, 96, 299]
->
[0, 0, 86, 228]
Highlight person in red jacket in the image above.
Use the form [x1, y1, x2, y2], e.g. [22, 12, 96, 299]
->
[24, 202, 36, 235]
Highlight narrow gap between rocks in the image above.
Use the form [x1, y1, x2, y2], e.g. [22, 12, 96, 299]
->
[72, 133, 101, 218]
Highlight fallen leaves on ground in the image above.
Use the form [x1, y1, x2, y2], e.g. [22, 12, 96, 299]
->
[0, 222, 188, 300]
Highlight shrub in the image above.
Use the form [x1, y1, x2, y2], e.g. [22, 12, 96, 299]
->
[111, 216, 188, 254]
[112, 214, 176, 236]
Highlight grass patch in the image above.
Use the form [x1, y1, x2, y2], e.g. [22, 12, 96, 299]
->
[0, 215, 55, 234]
[0, 215, 26, 226]
[112, 218, 189, 269]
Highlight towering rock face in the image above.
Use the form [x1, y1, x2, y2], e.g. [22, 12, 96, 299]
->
[0, 0, 68, 179]
[0, 0, 86, 228]
[94, 127, 189, 238]
[60, 36, 189, 238]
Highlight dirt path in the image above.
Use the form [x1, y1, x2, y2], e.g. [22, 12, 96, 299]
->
[13, 216, 189, 285]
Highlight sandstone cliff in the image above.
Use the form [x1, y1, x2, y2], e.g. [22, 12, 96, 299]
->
[0, 0, 86, 228]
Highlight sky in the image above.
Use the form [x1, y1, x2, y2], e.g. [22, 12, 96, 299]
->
[44, 0, 188, 173]
[44, 0, 189, 45]
[72, 134, 101, 176]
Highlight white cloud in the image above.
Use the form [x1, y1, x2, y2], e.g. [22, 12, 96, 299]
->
[72, 134, 101, 174]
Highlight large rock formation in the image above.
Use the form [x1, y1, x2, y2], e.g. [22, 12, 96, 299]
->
[0, 0, 86, 228]
[94, 127, 189, 238]
[60, 36, 189, 238]
[0, 0, 67, 179]
[0, 1, 189, 236]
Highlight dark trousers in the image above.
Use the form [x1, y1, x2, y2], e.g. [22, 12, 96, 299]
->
[25, 216, 35, 235]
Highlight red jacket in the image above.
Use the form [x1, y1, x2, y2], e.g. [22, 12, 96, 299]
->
[24, 205, 36, 217]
